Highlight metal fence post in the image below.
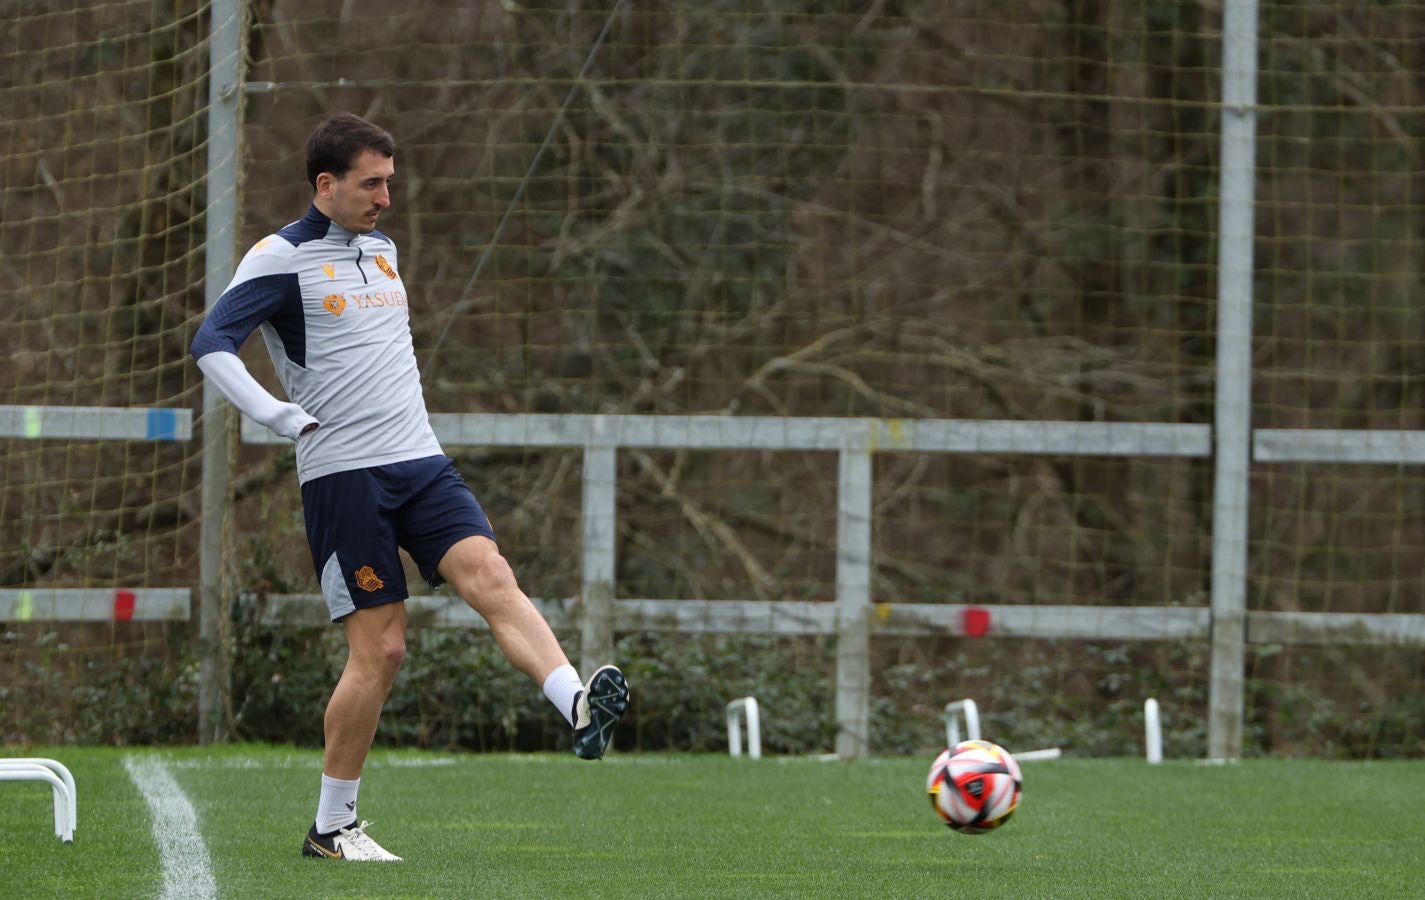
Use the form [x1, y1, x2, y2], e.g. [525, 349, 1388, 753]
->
[198, 0, 243, 746]
[1209, 0, 1260, 761]
[580, 436, 618, 677]
[835, 442, 873, 758]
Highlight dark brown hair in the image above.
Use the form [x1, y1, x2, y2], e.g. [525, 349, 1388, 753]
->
[304, 113, 395, 189]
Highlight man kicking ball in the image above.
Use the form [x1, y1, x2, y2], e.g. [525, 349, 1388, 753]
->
[191, 112, 629, 862]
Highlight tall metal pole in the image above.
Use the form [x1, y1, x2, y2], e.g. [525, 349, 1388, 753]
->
[834, 446, 872, 758]
[199, 0, 243, 745]
[1208, 0, 1259, 761]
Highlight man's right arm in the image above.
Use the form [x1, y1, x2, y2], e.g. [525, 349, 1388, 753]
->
[191, 251, 319, 441]
[194, 351, 318, 440]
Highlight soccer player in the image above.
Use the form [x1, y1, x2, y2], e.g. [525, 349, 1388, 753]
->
[190, 112, 629, 862]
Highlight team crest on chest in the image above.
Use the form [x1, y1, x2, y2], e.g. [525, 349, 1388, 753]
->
[374, 255, 398, 280]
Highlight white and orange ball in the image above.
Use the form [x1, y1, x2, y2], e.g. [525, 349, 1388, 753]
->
[926, 739, 1023, 834]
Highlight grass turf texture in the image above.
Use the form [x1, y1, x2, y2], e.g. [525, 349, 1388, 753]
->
[4, 746, 1423, 898]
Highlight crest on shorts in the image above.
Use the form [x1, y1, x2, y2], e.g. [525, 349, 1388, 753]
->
[324, 293, 346, 316]
[354, 565, 384, 592]
[374, 254, 398, 280]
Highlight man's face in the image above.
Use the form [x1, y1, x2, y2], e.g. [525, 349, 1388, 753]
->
[316, 149, 394, 233]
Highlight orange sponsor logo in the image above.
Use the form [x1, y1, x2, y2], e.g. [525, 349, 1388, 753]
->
[354, 566, 384, 592]
[321, 262, 336, 279]
[323, 293, 347, 316]
[351, 291, 408, 309]
[374, 255, 398, 280]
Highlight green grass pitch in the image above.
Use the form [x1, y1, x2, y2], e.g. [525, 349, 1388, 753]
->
[5, 746, 1423, 898]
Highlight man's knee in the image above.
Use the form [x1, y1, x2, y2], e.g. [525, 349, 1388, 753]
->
[344, 607, 408, 680]
[460, 552, 534, 620]
[377, 635, 407, 672]
[349, 634, 405, 682]
[453, 542, 519, 595]
[476, 551, 518, 592]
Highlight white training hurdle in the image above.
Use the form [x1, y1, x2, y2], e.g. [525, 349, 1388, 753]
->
[726, 697, 762, 759]
[943, 698, 981, 746]
[944, 698, 1061, 761]
[0, 757, 76, 842]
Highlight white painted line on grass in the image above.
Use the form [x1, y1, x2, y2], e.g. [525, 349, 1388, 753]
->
[123, 755, 217, 900]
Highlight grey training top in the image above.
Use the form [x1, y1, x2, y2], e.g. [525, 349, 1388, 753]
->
[191, 205, 442, 483]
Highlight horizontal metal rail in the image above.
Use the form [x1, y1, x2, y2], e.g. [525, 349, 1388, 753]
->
[243, 413, 1212, 456]
[1254, 429, 1425, 464]
[14, 588, 1425, 648]
[0, 588, 190, 622]
[0, 406, 191, 442]
[237, 594, 1425, 646]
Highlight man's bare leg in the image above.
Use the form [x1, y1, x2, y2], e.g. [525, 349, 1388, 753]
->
[325, 602, 407, 779]
[438, 535, 628, 758]
[437, 535, 568, 681]
[303, 601, 408, 862]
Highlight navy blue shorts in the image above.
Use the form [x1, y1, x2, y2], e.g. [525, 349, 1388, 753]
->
[300, 455, 496, 621]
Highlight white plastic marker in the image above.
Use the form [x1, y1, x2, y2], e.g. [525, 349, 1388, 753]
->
[726, 697, 762, 759]
[0, 757, 76, 837]
[943, 698, 981, 747]
[946, 697, 1061, 760]
[123, 755, 217, 900]
[1145, 698, 1163, 764]
[0, 761, 73, 841]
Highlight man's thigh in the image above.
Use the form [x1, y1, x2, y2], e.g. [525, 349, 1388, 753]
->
[302, 467, 411, 621]
[393, 458, 496, 588]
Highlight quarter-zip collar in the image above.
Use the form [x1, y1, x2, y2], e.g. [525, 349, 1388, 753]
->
[302, 203, 365, 245]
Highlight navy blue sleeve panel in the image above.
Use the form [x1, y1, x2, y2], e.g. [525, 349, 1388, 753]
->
[190, 272, 307, 366]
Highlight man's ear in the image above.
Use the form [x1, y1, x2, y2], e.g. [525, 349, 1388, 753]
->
[315, 172, 336, 199]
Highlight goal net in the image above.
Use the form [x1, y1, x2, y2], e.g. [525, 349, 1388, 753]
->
[1, 1, 210, 741]
[4, 0, 1424, 757]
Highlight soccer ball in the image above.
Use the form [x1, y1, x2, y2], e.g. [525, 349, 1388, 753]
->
[926, 739, 1023, 834]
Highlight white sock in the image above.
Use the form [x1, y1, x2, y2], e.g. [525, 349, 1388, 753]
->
[315, 773, 360, 834]
[542, 663, 584, 727]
